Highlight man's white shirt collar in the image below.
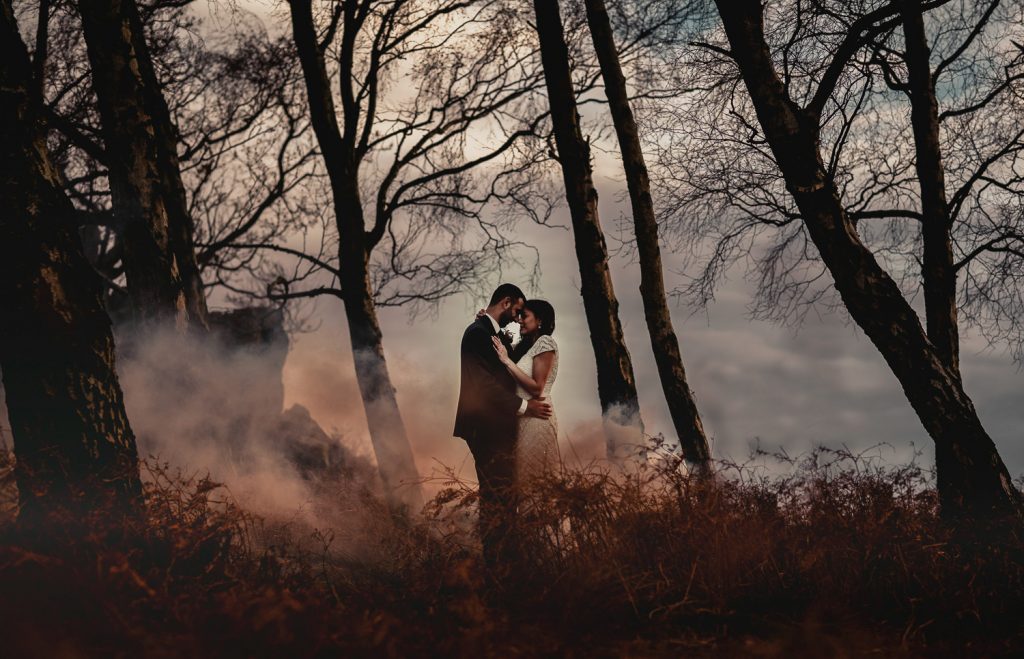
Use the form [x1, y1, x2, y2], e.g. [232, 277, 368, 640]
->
[485, 312, 501, 334]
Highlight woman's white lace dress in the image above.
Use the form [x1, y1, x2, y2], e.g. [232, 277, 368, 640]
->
[514, 334, 559, 485]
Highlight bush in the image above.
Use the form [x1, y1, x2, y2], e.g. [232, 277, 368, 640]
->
[0, 444, 1021, 657]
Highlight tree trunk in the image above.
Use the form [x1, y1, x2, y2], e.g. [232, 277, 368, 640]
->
[584, 0, 710, 467]
[902, 0, 966, 510]
[902, 0, 959, 377]
[533, 0, 645, 461]
[341, 261, 425, 510]
[31, 0, 49, 105]
[714, 0, 1022, 519]
[337, 180, 423, 509]
[287, 0, 423, 507]
[79, 0, 208, 331]
[0, 0, 143, 525]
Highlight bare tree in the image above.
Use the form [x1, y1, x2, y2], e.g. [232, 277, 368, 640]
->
[532, 0, 645, 460]
[1, 0, 142, 524]
[706, 0, 1022, 518]
[644, 1, 1024, 360]
[17, 0, 313, 325]
[77, 0, 209, 330]
[854, 0, 1024, 371]
[278, 0, 553, 504]
[166, 21, 320, 306]
[583, 0, 710, 466]
[637, 0, 1024, 514]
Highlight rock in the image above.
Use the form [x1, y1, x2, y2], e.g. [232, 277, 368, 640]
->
[276, 404, 373, 483]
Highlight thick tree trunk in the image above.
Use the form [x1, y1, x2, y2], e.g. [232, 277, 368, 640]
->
[287, 0, 422, 507]
[79, 0, 208, 331]
[584, 0, 710, 467]
[714, 0, 1022, 519]
[0, 0, 143, 525]
[902, 1, 959, 376]
[533, 0, 645, 461]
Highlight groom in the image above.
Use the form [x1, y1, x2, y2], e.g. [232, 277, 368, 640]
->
[454, 283, 552, 574]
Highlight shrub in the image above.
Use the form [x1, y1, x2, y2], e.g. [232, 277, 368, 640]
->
[0, 444, 1021, 657]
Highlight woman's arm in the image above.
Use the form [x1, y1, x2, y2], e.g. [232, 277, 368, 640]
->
[492, 336, 555, 398]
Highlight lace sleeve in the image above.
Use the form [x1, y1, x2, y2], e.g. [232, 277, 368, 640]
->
[534, 335, 557, 355]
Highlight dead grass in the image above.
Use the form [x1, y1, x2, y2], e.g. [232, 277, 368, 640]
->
[0, 442, 1021, 657]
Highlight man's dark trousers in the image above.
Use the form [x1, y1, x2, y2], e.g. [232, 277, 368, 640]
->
[453, 317, 522, 577]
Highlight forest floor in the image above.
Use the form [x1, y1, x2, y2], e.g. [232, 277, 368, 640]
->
[0, 444, 1022, 658]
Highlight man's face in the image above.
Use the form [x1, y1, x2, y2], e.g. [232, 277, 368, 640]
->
[498, 297, 525, 327]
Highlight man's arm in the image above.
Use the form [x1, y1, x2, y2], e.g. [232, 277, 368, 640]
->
[463, 325, 551, 418]
[464, 328, 526, 417]
[492, 336, 554, 398]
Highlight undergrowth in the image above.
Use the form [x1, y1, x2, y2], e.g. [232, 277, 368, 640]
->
[0, 442, 1021, 657]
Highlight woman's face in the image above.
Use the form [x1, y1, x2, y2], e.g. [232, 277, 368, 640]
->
[519, 308, 540, 336]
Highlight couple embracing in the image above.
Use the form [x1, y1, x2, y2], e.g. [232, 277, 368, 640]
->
[453, 283, 560, 572]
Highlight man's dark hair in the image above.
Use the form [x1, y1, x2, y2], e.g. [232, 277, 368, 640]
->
[489, 283, 525, 306]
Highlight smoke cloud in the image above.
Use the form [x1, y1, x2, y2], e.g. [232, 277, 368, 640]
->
[112, 315, 390, 538]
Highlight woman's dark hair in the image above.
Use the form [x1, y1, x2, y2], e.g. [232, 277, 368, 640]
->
[511, 299, 555, 362]
[525, 299, 555, 337]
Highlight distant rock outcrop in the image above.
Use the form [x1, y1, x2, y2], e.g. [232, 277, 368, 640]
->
[276, 404, 371, 482]
[206, 307, 369, 482]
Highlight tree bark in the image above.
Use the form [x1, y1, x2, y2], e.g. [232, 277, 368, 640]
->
[0, 0, 143, 525]
[31, 0, 50, 105]
[584, 0, 710, 467]
[902, 0, 959, 377]
[287, 0, 422, 507]
[533, 0, 646, 461]
[902, 0, 967, 510]
[714, 0, 1022, 519]
[78, 0, 208, 331]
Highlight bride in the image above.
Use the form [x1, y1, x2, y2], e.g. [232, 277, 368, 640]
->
[491, 299, 559, 486]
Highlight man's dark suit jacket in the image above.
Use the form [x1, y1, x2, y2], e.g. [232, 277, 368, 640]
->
[454, 316, 521, 445]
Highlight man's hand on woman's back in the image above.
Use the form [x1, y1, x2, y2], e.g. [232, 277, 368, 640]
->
[525, 397, 553, 419]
